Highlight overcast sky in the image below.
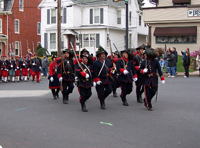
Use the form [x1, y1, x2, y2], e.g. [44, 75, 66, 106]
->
[143, 0, 155, 8]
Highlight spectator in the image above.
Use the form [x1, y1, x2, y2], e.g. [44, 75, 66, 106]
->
[181, 48, 190, 60]
[167, 50, 176, 78]
[171, 47, 178, 73]
[183, 52, 190, 78]
[42, 54, 49, 77]
[164, 47, 170, 75]
[159, 57, 165, 72]
[196, 52, 200, 77]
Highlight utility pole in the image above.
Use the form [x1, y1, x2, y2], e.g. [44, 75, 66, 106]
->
[57, 0, 61, 57]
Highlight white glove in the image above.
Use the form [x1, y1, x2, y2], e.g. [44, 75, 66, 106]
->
[7, 69, 9, 71]
[161, 80, 165, 84]
[85, 74, 90, 79]
[23, 63, 25, 66]
[143, 68, 148, 73]
[17, 67, 19, 69]
[15, 69, 17, 71]
[93, 82, 96, 87]
[39, 67, 42, 70]
[112, 70, 115, 74]
[96, 81, 102, 85]
[20, 68, 22, 71]
[1, 68, 3, 70]
[59, 77, 63, 82]
[32, 63, 35, 65]
[28, 68, 30, 71]
[11, 65, 13, 68]
[50, 77, 54, 82]
[123, 70, 129, 75]
[134, 78, 138, 81]
[75, 76, 78, 82]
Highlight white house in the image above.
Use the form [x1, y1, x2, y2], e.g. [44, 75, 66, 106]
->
[38, 0, 148, 55]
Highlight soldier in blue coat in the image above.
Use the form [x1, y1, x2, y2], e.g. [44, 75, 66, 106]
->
[57, 49, 75, 104]
[93, 46, 112, 110]
[133, 45, 146, 103]
[31, 53, 42, 83]
[76, 54, 94, 112]
[116, 49, 138, 106]
[140, 49, 165, 111]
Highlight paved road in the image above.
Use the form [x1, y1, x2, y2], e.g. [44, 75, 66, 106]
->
[0, 77, 199, 148]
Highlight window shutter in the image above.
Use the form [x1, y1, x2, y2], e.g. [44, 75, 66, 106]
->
[96, 34, 100, 48]
[47, 9, 50, 24]
[90, 9, 93, 24]
[63, 8, 67, 23]
[100, 8, 103, 24]
[44, 33, 48, 49]
[79, 34, 82, 48]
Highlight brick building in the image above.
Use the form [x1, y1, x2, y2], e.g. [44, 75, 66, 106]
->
[0, 0, 41, 57]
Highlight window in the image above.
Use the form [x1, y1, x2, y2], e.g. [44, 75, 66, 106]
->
[61, 35, 64, 49]
[37, 22, 41, 35]
[117, 10, 121, 24]
[156, 36, 197, 44]
[94, 9, 100, 23]
[0, 19, 2, 33]
[83, 34, 96, 47]
[156, 36, 169, 43]
[19, 0, 23, 11]
[129, 34, 132, 48]
[50, 33, 56, 49]
[183, 36, 196, 43]
[129, 11, 132, 26]
[51, 9, 56, 24]
[107, 34, 109, 47]
[15, 19, 20, 33]
[170, 36, 182, 43]
[15, 41, 19, 56]
[139, 16, 141, 26]
[0, 1, 4, 10]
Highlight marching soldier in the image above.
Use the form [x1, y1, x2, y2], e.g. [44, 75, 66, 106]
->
[75, 54, 93, 112]
[133, 45, 145, 103]
[111, 51, 120, 97]
[93, 46, 112, 110]
[57, 49, 75, 104]
[21, 56, 29, 81]
[15, 56, 21, 82]
[31, 53, 42, 83]
[49, 55, 60, 100]
[1, 55, 10, 82]
[8, 57, 16, 82]
[140, 49, 165, 111]
[116, 49, 138, 106]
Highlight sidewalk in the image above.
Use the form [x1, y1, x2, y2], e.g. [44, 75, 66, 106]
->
[164, 71, 199, 77]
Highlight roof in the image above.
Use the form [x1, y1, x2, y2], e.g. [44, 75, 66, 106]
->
[71, 0, 125, 7]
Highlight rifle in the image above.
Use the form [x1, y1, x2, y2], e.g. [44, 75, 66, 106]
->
[109, 39, 113, 60]
[70, 42, 85, 72]
[20, 41, 22, 59]
[79, 39, 81, 58]
[60, 55, 63, 92]
[32, 41, 35, 54]
[113, 43, 126, 69]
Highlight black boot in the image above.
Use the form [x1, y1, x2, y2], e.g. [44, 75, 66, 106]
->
[51, 89, 57, 100]
[113, 91, 118, 97]
[56, 89, 60, 99]
[137, 94, 143, 103]
[81, 103, 88, 112]
[63, 94, 68, 104]
[120, 95, 129, 106]
[100, 100, 106, 110]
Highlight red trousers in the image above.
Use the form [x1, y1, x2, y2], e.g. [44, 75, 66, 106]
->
[2, 70, 9, 77]
[32, 71, 40, 82]
[22, 68, 28, 76]
[29, 69, 33, 76]
[15, 69, 21, 76]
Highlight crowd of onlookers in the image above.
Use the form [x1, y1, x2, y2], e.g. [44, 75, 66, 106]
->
[158, 47, 192, 78]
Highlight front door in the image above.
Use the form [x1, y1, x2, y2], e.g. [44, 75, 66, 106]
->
[68, 35, 76, 50]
